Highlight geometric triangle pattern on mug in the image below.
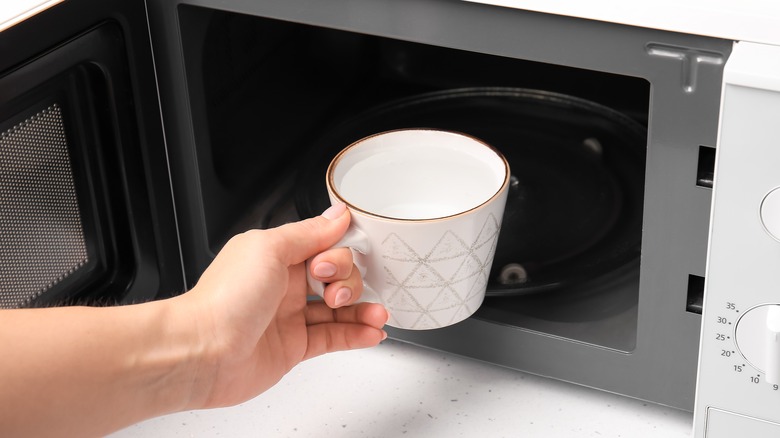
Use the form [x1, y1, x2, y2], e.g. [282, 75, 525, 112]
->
[381, 213, 501, 329]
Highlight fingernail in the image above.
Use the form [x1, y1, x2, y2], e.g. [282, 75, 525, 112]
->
[334, 287, 352, 307]
[381, 330, 388, 341]
[313, 262, 338, 278]
[322, 203, 347, 220]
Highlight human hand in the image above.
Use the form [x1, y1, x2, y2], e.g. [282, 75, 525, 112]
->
[175, 203, 388, 410]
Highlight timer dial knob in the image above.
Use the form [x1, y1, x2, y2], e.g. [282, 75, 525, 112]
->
[735, 304, 780, 384]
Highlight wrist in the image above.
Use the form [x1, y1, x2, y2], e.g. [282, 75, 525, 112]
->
[147, 294, 218, 413]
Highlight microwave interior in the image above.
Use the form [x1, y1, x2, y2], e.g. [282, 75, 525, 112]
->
[177, 5, 652, 353]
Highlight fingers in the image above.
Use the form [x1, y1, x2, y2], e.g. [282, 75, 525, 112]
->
[267, 203, 350, 266]
[309, 248, 364, 308]
[309, 247, 354, 282]
[304, 301, 388, 328]
[302, 302, 389, 360]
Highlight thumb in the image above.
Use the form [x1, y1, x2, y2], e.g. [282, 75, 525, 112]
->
[269, 203, 350, 266]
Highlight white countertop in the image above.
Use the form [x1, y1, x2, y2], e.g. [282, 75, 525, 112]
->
[111, 339, 693, 437]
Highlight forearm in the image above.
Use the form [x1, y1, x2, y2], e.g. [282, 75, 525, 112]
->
[0, 210, 386, 436]
[0, 297, 204, 437]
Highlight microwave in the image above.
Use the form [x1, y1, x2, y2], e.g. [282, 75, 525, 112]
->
[2, 1, 779, 436]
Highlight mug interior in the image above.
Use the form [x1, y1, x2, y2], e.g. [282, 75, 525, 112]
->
[329, 129, 508, 220]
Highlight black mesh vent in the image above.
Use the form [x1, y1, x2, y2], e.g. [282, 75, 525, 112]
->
[0, 103, 88, 308]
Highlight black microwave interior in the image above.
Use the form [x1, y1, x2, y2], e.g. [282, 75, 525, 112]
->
[178, 5, 651, 352]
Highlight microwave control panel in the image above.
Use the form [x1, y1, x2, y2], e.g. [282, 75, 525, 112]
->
[693, 41, 780, 438]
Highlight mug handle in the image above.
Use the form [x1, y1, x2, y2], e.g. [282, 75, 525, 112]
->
[305, 226, 380, 302]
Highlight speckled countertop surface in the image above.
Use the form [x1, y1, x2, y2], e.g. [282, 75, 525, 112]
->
[110, 339, 692, 437]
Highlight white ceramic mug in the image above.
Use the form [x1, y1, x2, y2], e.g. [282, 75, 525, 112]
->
[308, 128, 510, 330]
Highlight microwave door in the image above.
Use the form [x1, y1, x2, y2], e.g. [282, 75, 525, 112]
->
[0, 0, 183, 307]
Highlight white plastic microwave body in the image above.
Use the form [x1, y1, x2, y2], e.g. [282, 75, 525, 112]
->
[693, 42, 780, 437]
